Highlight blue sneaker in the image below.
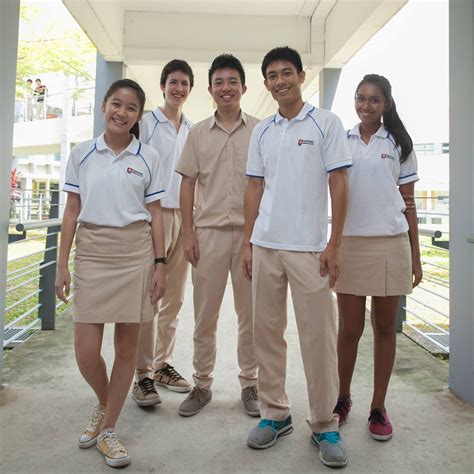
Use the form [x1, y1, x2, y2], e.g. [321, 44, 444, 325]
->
[247, 415, 293, 449]
[311, 431, 348, 467]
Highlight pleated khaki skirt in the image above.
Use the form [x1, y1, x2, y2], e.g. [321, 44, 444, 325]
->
[334, 233, 413, 297]
[73, 221, 157, 323]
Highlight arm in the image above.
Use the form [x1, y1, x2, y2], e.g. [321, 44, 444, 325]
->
[55, 192, 81, 303]
[146, 199, 167, 304]
[180, 175, 199, 267]
[320, 168, 349, 288]
[399, 182, 422, 287]
[242, 177, 264, 281]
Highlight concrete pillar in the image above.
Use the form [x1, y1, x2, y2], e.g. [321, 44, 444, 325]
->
[319, 68, 342, 110]
[93, 53, 124, 136]
[0, 0, 20, 386]
[449, 0, 474, 405]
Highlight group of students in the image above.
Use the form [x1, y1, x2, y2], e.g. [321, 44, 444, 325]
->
[55, 46, 422, 470]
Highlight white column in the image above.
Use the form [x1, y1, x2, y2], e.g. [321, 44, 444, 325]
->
[93, 53, 124, 136]
[449, 0, 474, 405]
[0, 0, 20, 386]
[319, 68, 342, 110]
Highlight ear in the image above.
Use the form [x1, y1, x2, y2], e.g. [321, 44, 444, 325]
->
[264, 79, 270, 91]
[101, 101, 106, 114]
[208, 85, 212, 96]
[242, 84, 247, 95]
[385, 99, 393, 112]
[299, 70, 306, 84]
[160, 82, 166, 94]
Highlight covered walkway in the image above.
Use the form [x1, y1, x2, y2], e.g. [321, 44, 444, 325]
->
[1, 280, 472, 473]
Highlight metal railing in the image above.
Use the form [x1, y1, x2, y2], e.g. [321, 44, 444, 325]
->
[4, 191, 73, 348]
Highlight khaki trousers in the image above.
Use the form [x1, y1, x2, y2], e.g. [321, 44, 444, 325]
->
[252, 245, 339, 433]
[192, 226, 257, 390]
[136, 208, 189, 379]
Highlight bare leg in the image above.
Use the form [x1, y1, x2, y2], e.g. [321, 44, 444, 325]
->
[370, 296, 400, 410]
[336, 293, 366, 398]
[74, 322, 108, 406]
[101, 323, 141, 430]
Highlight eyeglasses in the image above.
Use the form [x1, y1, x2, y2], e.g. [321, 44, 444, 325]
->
[354, 94, 383, 105]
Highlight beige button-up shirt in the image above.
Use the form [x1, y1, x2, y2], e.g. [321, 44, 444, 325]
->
[176, 111, 259, 228]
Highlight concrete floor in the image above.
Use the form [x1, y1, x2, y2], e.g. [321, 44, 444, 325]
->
[1, 280, 473, 473]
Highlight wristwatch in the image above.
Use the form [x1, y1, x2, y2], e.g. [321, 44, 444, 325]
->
[154, 257, 167, 265]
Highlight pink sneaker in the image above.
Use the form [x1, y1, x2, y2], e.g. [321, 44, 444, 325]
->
[368, 408, 393, 441]
[333, 396, 352, 427]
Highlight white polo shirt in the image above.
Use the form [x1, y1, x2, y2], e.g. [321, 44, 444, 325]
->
[140, 107, 192, 209]
[247, 102, 352, 252]
[343, 123, 419, 237]
[63, 133, 166, 227]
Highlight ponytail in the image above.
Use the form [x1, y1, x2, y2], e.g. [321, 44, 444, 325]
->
[130, 122, 140, 140]
[356, 74, 413, 163]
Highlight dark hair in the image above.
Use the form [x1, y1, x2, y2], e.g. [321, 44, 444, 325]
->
[356, 74, 413, 163]
[261, 46, 303, 78]
[35, 78, 41, 83]
[103, 79, 146, 140]
[160, 59, 194, 89]
[27, 79, 33, 83]
[208, 54, 245, 86]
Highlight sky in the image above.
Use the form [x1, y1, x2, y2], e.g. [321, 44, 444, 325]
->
[22, 0, 449, 144]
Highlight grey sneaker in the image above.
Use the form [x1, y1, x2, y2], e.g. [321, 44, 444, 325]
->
[132, 377, 162, 406]
[178, 386, 212, 417]
[247, 415, 293, 449]
[311, 431, 348, 467]
[242, 386, 260, 417]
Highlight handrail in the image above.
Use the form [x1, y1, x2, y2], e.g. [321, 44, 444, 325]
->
[16, 219, 62, 232]
[418, 228, 442, 239]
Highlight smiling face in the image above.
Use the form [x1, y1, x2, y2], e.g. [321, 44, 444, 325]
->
[161, 70, 192, 109]
[355, 82, 390, 127]
[264, 60, 305, 107]
[208, 67, 247, 111]
[101, 87, 142, 136]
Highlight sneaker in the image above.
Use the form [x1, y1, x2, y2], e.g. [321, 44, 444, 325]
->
[154, 363, 192, 393]
[247, 415, 293, 449]
[368, 408, 393, 441]
[242, 386, 260, 417]
[96, 430, 130, 468]
[132, 377, 162, 406]
[78, 405, 105, 449]
[178, 386, 212, 417]
[311, 431, 348, 467]
[334, 396, 352, 427]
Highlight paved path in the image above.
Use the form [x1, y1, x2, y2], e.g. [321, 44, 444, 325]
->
[1, 279, 473, 473]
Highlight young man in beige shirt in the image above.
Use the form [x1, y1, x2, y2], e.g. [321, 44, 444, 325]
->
[176, 54, 259, 417]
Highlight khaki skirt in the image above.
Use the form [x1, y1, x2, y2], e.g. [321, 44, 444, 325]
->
[334, 233, 413, 297]
[73, 221, 157, 323]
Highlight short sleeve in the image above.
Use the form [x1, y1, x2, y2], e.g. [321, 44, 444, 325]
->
[246, 126, 265, 178]
[63, 149, 80, 194]
[323, 115, 353, 172]
[398, 150, 419, 185]
[144, 149, 166, 204]
[139, 112, 155, 145]
[176, 128, 199, 178]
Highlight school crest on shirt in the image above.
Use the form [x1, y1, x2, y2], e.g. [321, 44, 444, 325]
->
[381, 154, 395, 161]
[298, 139, 314, 146]
[127, 167, 144, 177]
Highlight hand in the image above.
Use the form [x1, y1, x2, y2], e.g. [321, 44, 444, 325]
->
[183, 231, 200, 267]
[55, 266, 71, 304]
[150, 265, 166, 304]
[319, 244, 341, 288]
[242, 243, 253, 281]
[412, 256, 423, 288]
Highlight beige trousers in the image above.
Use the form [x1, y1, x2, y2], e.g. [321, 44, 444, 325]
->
[136, 208, 189, 379]
[252, 245, 339, 433]
[192, 226, 257, 390]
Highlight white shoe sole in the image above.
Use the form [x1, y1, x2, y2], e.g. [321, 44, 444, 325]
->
[97, 446, 130, 468]
[132, 394, 162, 406]
[311, 436, 348, 467]
[244, 408, 261, 417]
[156, 382, 192, 393]
[370, 431, 393, 441]
[247, 424, 293, 449]
[78, 435, 98, 449]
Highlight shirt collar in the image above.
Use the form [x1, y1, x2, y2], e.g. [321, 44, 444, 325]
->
[348, 123, 389, 138]
[209, 110, 247, 130]
[275, 102, 314, 124]
[96, 132, 141, 156]
[152, 107, 192, 130]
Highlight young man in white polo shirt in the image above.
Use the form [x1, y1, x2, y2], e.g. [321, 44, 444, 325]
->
[243, 47, 352, 468]
[133, 60, 194, 406]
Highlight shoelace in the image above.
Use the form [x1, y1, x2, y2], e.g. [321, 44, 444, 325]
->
[369, 409, 387, 424]
[138, 377, 156, 395]
[161, 364, 184, 381]
[101, 432, 127, 455]
[243, 386, 258, 401]
[188, 387, 203, 400]
[85, 407, 105, 432]
[258, 419, 285, 431]
[317, 431, 341, 444]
